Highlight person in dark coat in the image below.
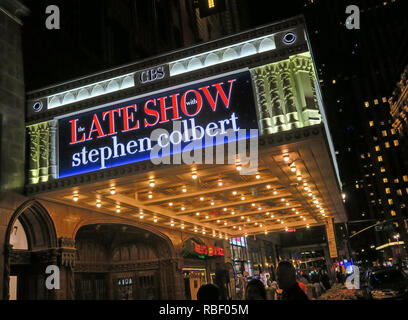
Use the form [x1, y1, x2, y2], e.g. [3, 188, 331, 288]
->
[277, 261, 309, 300]
[245, 279, 266, 300]
[197, 284, 220, 300]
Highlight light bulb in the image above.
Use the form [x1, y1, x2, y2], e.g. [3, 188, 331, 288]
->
[73, 195, 79, 202]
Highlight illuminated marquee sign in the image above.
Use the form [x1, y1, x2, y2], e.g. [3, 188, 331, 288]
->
[57, 70, 258, 178]
[182, 239, 224, 259]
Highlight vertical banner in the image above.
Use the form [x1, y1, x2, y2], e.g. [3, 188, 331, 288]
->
[325, 218, 338, 258]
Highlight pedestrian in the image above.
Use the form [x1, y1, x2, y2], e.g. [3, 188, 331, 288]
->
[197, 284, 221, 300]
[277, 261, 309, 300]
[245, 279, 266, 300]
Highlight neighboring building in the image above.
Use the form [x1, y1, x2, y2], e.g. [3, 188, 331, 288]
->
[0, 0, 30, 301]
[303, 0, 408, 264]
[23, 0, 246, 91]
[1, 16, 346, 299]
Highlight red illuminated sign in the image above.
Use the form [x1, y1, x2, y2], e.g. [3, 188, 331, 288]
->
[194, 243, 224, 256]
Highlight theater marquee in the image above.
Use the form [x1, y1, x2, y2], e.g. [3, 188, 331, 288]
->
[57, 70, 258, 178]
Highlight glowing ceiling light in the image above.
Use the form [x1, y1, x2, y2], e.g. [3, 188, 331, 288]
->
[281, 198, 285, 202]
[218, 180, 223, 186]
[73, 195, 79, 202]
[266, 212, 270, 215]
[224, 222, 228, 226]
[116, 208, 121, 213]
[196, 212, 200, 216]
[260, 224, 263, 228]
[297, 176, 302, 181]
[96, 199, 101, 208]
[170, 221, 174, 227]
[232, 191, 237, 195]
[153, 217, 158, 223]
[231, 211, 235, 215]
[192, 173, 198, 180]
[255, 222, 258, 226]
[241, 216, 245, 220]
[283, 155, 290, 162]
[182, 187, 187, 193]
[267, 185, 271, 189]
[265, 231, 268, 235]
[241, 196, 246, 200]
[306, 225, 310, 229]
[205, 215, 209, 219]
[223, 208, 227, 211]
[210, 201, 215, 206]
[286, 202, 290, 206]
[290, 167, 296, 172]
[256, 174, 261, 179]
[273, 190, 278, 195]
[200, 197, 204, 201]
[148, 193, 153, 199]
[217, 220, 220, 223]
[181, 206, 185, 211]
[233, 226, 237, 229]
[149, 180, 155, 188]
[252, 203, 256, 207]
[236, 165, 242, 171]
[308, 193, 313, 197]
[169, 202, 173, 206]
[110, 187, 116, 195]
[303, 217, 307, 221]
[239, 227, 242, 231]
[258, 207, 262, 211]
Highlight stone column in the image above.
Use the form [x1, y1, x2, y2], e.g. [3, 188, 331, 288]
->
[266, 64, 286, 133]
[251, 68, 273, 135]
[280, 61, 301, 130]
[27, 125, 40, 184]
[39, 122, 50, 183]
[58, 238, 76, 300]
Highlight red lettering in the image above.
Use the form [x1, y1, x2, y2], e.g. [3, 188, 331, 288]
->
[69, 119, 86, 144]
[199, 79, 236, 111]
[181, 89, 202, 117]
[102, 108, 122, 135]
[121, 105, 140, 132]
[158, 94, 181, 123]
[87, 114, 106, 140]
[144, 99, 160, 127]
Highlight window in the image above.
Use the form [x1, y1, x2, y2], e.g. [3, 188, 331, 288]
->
[369, 121, 374, 127]
[403, 175, 408, 182]
[385, 142, 390, 148]
[374, 99, 379, 105]
[406, 188, 408, 194]
[382, 97, 387, 103]
[391, 210, 396, 216]
[375, 146, 380, 151]
[385, 188, 390, 194]
[391, 129, 396, 135]
[364, 101, 370, 108]
[208, 0, 215, 8]
[378, 156, 383, 162]
[397, 189, 402, 196]
[382, 130, 387, 137]
[388, 199, 393, 205]
[380, 167, 385, 172]
[355, 184, 359, 189]
[394, 140, 399, 146]
[394, 178, 399, 183]
[383, 178, 388, 183]
[361, 154, 365, 159]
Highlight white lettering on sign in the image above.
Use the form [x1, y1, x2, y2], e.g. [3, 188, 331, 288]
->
[140, 66, 165, 84]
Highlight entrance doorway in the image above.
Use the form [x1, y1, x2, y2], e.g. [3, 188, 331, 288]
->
[75, 224, 172, 300]
[183, 268, 207, 300]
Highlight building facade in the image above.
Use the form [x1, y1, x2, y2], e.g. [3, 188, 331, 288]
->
[1, 15, 346, 299]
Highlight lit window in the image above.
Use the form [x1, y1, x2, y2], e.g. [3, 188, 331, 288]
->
[375, 146, 380, 151]
[391, 210, 396, 216]
[364, 101, 369, 108]
[404, 175, 408, 182]
[369, 121, 374, 127]
[367, 153, 371, 157]
[382, 97, 387, 103]
[380, 167, 385, 172]
[406, 188, 408, 194]
[388, 199, 393, 205]
[374, 99, 379, 105]
[360, 154, 365, 159]
[208, 0, 215, 8]
[355, 184, 359, 189]
[394, 140, 399, 146]
[385, 142, 390, 148]
[383, 178, 388, 183]
[391, 129, 396, 135]
[382, 130, 387, 137]
[385, 188, 390, 194]
[394, 178, 399, 183]
[377, 156, 383, 162]
[397, 189, 402, 196]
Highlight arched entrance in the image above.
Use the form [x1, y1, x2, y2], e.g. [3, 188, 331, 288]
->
[74, 223, 178, 300]
[4, 200, 58, 300]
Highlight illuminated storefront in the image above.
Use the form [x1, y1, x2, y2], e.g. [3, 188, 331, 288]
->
[3, 16, 346, 300]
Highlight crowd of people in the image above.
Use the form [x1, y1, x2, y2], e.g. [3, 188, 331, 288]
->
[196, 261, 335, 300]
